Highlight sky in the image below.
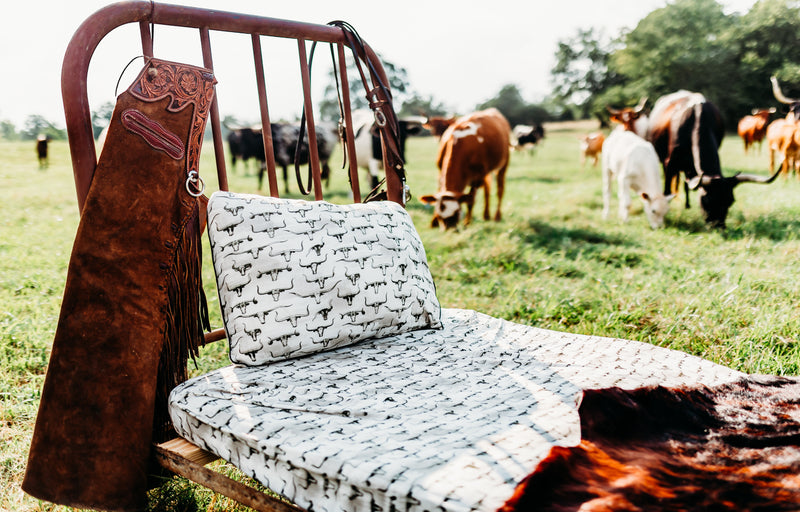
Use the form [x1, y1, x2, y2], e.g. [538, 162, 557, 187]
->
[0, 0, 758, 129]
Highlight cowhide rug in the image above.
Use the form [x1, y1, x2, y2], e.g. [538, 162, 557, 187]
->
[500, 375, 800, 511]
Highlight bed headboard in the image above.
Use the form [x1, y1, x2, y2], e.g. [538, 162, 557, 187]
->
[61, 0, 406, 211]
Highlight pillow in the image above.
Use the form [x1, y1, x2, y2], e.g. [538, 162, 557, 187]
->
[207, 191, 442, 365]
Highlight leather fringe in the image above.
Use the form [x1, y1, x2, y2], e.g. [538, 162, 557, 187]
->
[153, 198, 210, 442]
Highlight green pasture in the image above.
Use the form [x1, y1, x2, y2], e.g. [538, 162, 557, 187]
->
[2, 121, 799, 510]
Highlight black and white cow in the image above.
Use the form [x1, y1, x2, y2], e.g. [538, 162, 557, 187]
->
[226, 123, 338, 193]
[647, 90, 780, 228]
[512, 123, 545, 153]
[349, 109, 425, 189]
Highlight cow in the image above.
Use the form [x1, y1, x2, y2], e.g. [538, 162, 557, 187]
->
[423, 116, 456, 140]
[579, 131, 605, 168]
[767, 118, 800, 177]
[768, 76, 800, 176]
[737, 108, 775, 154]
[602, 128, 672, 229]
[606, 97, 649, 136]
[348, 109, 425, 190]
[512, 123, 545, 154]
[226, 123, 338, 193]
[646, 90, 780, 228]
[419, 108, 511, 230]
[36, 134, 49, 169]
[226, 127, 262, 174]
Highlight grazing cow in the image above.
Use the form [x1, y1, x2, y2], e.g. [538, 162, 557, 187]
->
[646, 90, 779, 228]
[419, 108, 511, 230]
[602, 128, 672, 228]
[423, 116, 456, 140]
[606, 97, 649, 136]
[226, 123, 338, 193]
[348, 109, 425, 189]
[766, 118, 800, 177]
[579, 131, 605, 168]
[768, 76, 800, 176]
[512, 124, 545, 154]
[737, 108, 775, 154]
[36, 134, 49, 169]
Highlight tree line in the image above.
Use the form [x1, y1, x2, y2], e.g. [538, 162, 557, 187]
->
[511, 0, 800, 130]
[3, 0, 798, 139]
[327, 0, 800, 130]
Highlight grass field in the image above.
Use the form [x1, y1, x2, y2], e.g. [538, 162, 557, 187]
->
[2, 120, 799, 510]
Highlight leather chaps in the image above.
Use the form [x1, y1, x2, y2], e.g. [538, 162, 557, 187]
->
[23, 58, 215, 511]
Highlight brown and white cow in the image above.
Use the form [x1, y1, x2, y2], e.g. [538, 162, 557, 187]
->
[579, 131, 605, 168]
[737, 108, 775, 154]
[423, 116, 456, 140]
[420, 108, 511, 230]
[606, 97, 649, 136]
[768, 76, 800, 176]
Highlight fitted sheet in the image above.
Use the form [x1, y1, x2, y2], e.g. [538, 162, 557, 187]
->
[169, 308, 744, 512]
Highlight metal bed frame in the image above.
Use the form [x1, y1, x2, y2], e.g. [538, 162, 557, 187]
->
[61, 2, 405, 510]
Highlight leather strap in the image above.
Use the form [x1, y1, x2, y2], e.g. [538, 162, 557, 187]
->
[294, 22, 407, 202]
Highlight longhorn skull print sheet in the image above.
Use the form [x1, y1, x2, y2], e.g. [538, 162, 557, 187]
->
[169, 309, 743, 512]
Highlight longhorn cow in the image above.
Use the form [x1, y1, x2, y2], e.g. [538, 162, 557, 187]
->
[767, 77, 800, 176]
[606, 97, 649, 136]
[419, 108, 511, 230]
[646, 90, 780, 228]
[737, 108, 775, 154]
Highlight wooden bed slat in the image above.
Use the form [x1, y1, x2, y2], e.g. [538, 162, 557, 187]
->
[154, 439, 305, 512]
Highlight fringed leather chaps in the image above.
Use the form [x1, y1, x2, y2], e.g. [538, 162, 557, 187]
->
[23, 58, 215, 511]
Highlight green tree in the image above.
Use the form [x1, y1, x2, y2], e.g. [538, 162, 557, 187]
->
[20, 115, 66, 141]
[0, 119, 18, 141]
[477, 84, 552, 126]
[728, 0, 800, 115]
[92, 101, 115, 139]
[610, 0, 738, 123]
[318, 54, 411, 121]
[551, 28, 623, 119]
[399, 93, 449, 118]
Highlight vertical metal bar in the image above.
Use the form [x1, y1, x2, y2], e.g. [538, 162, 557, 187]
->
[139, 21, 154, 57]
[199, 27, 229, 191]
[337, 43, 361, 202]
[297, 38, 323, 200]
[252, 34, 279, 197]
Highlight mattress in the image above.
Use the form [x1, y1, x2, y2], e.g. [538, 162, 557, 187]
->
[169, 308, 744, 512]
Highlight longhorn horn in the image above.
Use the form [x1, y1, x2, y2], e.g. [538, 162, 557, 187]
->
[606, 105, 622, 115]
[633, 97, 648, 113]
[771, 76, 798, 105]
[733, 165, 783, 185]
[687, 174, 714, 190]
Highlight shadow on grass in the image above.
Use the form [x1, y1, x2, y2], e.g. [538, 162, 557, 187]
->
[521, 219, 645, 269]
[521, 219, 629, 249]
[666, 206, 800, 240]
[725, 214, 800, 241]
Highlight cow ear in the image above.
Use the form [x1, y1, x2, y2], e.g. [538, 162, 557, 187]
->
[419, 195, 437, 204]
[457, 194, 471, 204]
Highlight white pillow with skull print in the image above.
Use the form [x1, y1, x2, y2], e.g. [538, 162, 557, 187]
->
[207, 191, 442, 365]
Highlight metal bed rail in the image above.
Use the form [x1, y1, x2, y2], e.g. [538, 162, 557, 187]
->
[62, 0, 401, 212]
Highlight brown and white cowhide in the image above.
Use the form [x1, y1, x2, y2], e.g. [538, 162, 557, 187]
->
[500, 375, 800, 511]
